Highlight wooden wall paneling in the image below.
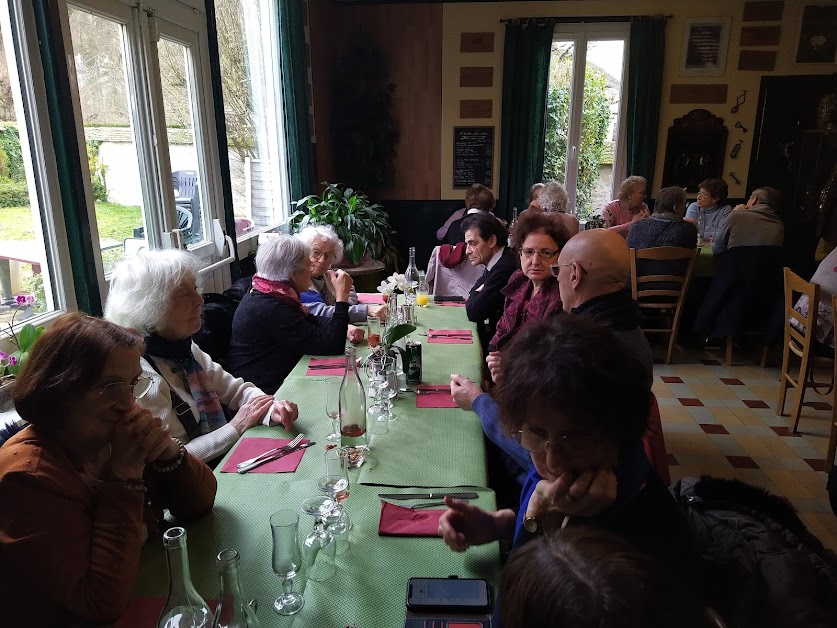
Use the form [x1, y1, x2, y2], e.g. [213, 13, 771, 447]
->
[460, 100, 493, 118]
[742, 1, 784, 22]
[460, 32, 494, 53]
[670, 84, 729, 104]
[460, 67, 493, 87]
[739, 26, 782, 46]
[738, 50, 777, 71]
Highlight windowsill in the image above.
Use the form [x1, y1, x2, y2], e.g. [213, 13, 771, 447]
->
[234, 221, 289, 259]
[0, 309, 65, 352]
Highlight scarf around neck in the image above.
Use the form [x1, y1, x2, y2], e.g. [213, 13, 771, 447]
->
[251, 274, 308, 315]
[145, 334, 227, 440]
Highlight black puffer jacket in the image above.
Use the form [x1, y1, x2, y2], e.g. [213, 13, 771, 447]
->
[671, 476, 837, 628]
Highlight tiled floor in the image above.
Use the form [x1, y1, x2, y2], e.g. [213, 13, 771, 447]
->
[655, 349, 837, 552]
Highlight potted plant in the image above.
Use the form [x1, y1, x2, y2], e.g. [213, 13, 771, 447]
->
[0, 294, 45, 411]
[289, 182, 398, 269]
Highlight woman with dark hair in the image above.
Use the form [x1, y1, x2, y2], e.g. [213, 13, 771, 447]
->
[685, 178, 732, 242]
[500, 528, 712, 628]
[0, 313, 216, 625]
[439, 316, 692, 577]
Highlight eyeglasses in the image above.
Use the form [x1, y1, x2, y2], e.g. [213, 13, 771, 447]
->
[550, 261, 589, 278]
[519, 248, 559, 260]
[98, 376, 152, 403]
[696, 191, 711, 198]
[514, 427, 596, 455]
[310, 250, 336, 262]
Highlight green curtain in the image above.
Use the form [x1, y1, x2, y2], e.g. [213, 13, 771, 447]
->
[497, 22, 554, 221]
[626, 18, 666, 189]
[277, 0, 314, 203]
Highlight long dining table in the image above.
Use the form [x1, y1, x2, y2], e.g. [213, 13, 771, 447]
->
[129, 296, 501, 628]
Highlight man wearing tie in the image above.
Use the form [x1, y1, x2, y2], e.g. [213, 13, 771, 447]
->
[462, 213, 519, 354]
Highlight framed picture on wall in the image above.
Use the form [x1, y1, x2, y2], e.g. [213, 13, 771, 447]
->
[795, 4, 837, 64]
[680, 17, 731, 76]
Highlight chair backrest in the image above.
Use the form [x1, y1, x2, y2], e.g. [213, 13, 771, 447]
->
[784, 267, 820, 356]
[172, 170, 198, 198]
[630, 246, 700, 307]
[176, 205, 193, 230]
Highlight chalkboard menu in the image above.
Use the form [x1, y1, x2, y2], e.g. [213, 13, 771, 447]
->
[453, 126, 494, 189]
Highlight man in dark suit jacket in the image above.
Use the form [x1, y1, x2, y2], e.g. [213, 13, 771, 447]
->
[462, 213, 518, 353]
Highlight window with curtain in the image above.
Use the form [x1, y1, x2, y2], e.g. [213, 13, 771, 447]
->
[214, 0, 290, 241]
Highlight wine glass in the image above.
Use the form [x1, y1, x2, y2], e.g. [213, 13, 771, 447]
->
[366, 353, 392, 424]
[367, 315, 382, 348]
[382, 357, 400, 423]
[299, 496, 337, 582]
[325, 377, 341, 442]
[269, 510, 304, 615]
[318, 446, 351, 554]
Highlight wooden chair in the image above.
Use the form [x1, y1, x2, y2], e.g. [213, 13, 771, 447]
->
[777, 269, 837, 469]
[630, 246, 700, 364]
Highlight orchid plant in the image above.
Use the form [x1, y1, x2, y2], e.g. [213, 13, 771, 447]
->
[1, 294, 45, 378]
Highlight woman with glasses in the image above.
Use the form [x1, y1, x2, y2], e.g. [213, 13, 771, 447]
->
[684, 178, 732, 243]
[105, 249, 299, 463]
[439, 316, 692, 579]
[0, 313, 216, 625]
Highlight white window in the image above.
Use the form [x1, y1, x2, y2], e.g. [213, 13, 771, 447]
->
[0, 0, 75, 342]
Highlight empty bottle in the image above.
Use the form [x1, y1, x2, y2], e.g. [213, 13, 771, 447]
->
[211, 549, 261, 628]
[158, 527, 211, 628]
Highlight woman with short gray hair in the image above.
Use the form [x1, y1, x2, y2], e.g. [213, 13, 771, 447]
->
[226, 234, 355, 393]
[600, 175, 650, 238]
[105, 249, 299, 463]
[533, 181, 579, 236]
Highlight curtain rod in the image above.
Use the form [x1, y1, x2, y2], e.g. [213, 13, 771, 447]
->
[500, 15, 671, 25]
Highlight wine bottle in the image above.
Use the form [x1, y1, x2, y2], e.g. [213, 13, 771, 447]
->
[339, 347, 368, 467]
[158, 527, 211, 628]
[404, 246, 419, 305]
[211, 549, 261, 628]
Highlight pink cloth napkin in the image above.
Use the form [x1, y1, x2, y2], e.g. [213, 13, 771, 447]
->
[378, 501, 444, 537]
[427, 328, 473, 344]
[220, 437, 310, 473]
[358, 292, 385, 304]
[115, 599, 216, 628]
[306, 357, 345, 376]
[435, 300, 467, 307]
[415, 385, 458, 409]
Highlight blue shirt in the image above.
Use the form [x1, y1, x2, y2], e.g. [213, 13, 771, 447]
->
[472, 393, 531, 482]
[685, 202, 732, 241]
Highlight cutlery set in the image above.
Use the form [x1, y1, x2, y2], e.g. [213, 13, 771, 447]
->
[236, 434, 313, 473]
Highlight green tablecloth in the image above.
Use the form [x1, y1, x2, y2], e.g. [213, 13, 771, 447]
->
[694, 243, 715, 278]
[134, 298, 500, 627]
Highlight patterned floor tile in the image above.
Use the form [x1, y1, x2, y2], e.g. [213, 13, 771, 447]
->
[720, 377, 744, 385]
[743, 399, 770, 409]
[726, 455, 759, 469]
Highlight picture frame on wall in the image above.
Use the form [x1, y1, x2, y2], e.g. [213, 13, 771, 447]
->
[680, 17, 731, 77]
[795, 4, 837, 64]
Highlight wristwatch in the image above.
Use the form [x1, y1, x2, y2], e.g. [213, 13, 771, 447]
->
[523, 515, 539, 534]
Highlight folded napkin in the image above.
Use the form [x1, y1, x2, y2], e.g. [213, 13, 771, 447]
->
[306, 357, 345, 376]
[415, 385, 458, 409]
[427, 328, 473, 344]
[220, 437, 310, 473]
[115, 599, 216, 628]
[358, 292, 385, 304]
[435, 300, 467, 307]
[379, 501, 443, 537]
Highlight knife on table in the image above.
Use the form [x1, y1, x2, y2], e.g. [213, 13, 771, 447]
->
[378, 491, 479, 500]
[237, 441, 315, 474]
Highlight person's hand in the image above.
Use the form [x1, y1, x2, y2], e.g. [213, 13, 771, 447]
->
[526, 467, 617, 522]
[630, 208, 650, 223]
[486, 351, 503, 384]
[367, 304, 387, 318]
[347, 324, 365, 344]
[270, 399, 299, 430]
[111, 405, 170, 480]
[450, 374, 483, 411]
[230, 395, 276, 435]
[329, 269, 353, 302]
[437, 497, 505, 552]
[734, 203, 748, 211]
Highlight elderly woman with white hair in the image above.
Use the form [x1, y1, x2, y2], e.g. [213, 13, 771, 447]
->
[530, 180, 579, 237]
[296, 224, 387, 324]
[105, 250, 299, 463]
[226, 234, 354, 394]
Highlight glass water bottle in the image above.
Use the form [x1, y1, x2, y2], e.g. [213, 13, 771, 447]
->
[339, 347, 368, 467]
[211, 549, 261, 628]
[158, 527, 211, 628]
[404, 246, 419, 305]
[697, 209, 706, 245]
[508, 207, 518, 247]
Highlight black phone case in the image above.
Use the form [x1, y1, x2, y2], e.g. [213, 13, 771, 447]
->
[405, 578, 492, 614]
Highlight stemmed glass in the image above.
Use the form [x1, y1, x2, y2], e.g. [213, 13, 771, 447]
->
[269, 510, 304, 615]
[318, 446, 351, 553]
[366, 353, 392, 426]
[367, 315, 382, 348]
[325, 377, 341, 442]
[299, 496, 337, 582]
[380, 356, 399, 423]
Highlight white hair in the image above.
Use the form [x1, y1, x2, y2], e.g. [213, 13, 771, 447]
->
[539, 181, 569, 213]
[256, 234, 310, 281]
[104, 249, 202, 335]
[296, 224, 344, 262]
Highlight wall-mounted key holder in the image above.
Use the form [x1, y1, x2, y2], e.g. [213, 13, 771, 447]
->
[729, 139, 743, 158]
[734, 121, 749, 133]
[728, 171, 742, 185]
[731, 90, 748, 114]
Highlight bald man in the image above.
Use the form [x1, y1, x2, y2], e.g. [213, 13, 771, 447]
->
[451, 229, 653, 485]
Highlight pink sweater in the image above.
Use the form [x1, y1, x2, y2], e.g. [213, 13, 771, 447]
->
[601, 199, 649, 238]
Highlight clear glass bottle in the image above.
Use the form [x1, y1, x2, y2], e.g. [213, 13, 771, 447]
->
[508, 207, 518, 247]
[211, 549, 261, 628]
[339, 346, 368, 467]
[404, 246, 419, 305]
[158, 527, 211, 628]
[697, 209, 706, 245]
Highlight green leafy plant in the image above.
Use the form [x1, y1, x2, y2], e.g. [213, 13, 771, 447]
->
[1, 295, 45, 377]
[289, 182, 398, 268]
[86, 140, 108, 202]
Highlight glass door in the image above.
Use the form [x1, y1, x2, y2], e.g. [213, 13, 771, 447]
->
[544, 24, 629, 220]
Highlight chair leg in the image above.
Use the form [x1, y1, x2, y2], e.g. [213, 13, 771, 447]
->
[665, 331, 675, 365]
[760, 345, 769, 368]
[790, 358, 812, 433]
[826, 420, 837, 471]
[777, 343, 792, 416]
[725, 337, 733, 367]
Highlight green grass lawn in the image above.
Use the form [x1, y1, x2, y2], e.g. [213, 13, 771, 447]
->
[0, 202, 142, 242]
